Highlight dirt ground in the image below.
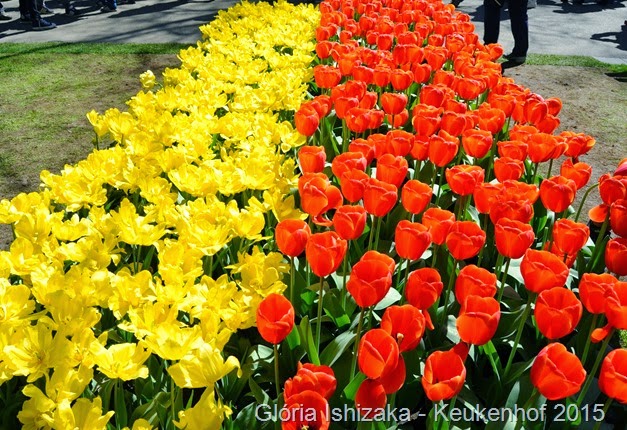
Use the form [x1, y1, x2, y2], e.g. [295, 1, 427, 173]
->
[0, 64, 625, 249]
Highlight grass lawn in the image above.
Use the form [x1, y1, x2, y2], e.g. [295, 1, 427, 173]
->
[0, 42, 187, 200]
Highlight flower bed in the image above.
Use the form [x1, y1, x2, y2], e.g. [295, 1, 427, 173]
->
[1, 0, 626, 429]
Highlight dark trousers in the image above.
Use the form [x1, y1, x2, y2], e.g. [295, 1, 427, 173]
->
[484, 0, 529, 57]
[19, 0, 40, 22]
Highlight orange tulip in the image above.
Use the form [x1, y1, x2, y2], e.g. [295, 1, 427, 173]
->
[363, 178, 398, 217]
[380, 92, 408, 115]
[334, 96, 360, 120]
[395, 220, 431, 261]
[310, 95, 332, 118]
[440, 111, 473, 137]
[306, 231, 347, 278]
[380, 305, 426, 353]
[299, 146, 326, 174]
[352, 65, 374, 84]
[429, 130, 459, 168]
[284, 363, 337, 402]
[390, 69, 413, 91]
[385, 130, 413, 157]
[552, 219, 589, 256]
[411, 134, 430, 161]
[610, 199, 627, 237]
[579, 273, 619, 314]
[256, 294, 295, 344]
[494, 157, 525, 182]
[445, 165, 485, 196]
[530, 342, 586, 401]
[316, 40, 336, 59]
[489, 198, 534, 225]
[606, 281, 627, 329]
[534, 287, 583, 340]
[598, 349, 627, 404]
[298, 173, 343, 218]
[333, 205, 367, 240]
[331, 151, 368, 180]
[527, 132, 567, 164]
[376, 154, 408, 188]
[520, 249, 569, 293]
[295, 105, 320, 137]
[349, 138, 376, 164]
[406, 267, 444, 310]
[422, 346, 467, 402]
[462, 128, 493, 159]
[339, 169, 369, 203]
[314, 64, 342, 89]
[282, 390, 330, 430]
[605, 238, 627, 276]
[401, 180, 432, 215]
[494, 218, 535, 259]
[561, 131, 596, 159]
[540, 175, 577, 213]
[275, 219, 311, 257]
[378, 355, 406, 394]
[412, 62, 433, 84]
[347, 251, 394, 308]
[355, 379, 387, 419]
[372, 66, 391, 88]
[421, 83, 454, 108]
[456, 77, 486, 100]
[501, 180, 540, 205]
[455, 265, 497, 307]
[560, 159, 592, 190]
[457, 295, 500, 346]
[475, 105, 506, 135]
[473, 182, 503, 214]
[412, 104, 442, 136]
[358, 329, 399, 379]
[446, 221, 487, 261]
[422, 207, 456, 245]
[599, 173, 627, 206]
[497, 140, 528, 161]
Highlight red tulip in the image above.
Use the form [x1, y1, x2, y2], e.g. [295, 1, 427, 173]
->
[561, 131, 596, 159]
[422, 345, 467, 401]
[473, 182, 503, 214]
[462, 128, 493, 159]
[446, 221, 486, 261]
[540, 176, 577, 213]
[445, 165, 485, 196]
[606, 238, 627, 276]
[598, 349, 627, 404]
[256, 294, 295, 344]
[401, 180, 432, 215]
[520, 249, 569, 293]
[552, 219, 589, 256]
[333, 205, 367, 240]
[560, 159, 592, 190]
[494, 218, 535, 259]
[599, 173, 627, 206]
[494, 157, 525, 182]
[527, 133, 566, 164]
[306, 232, 347, 278]
[347, 251, 394, 308]
[331, 152, 368, 180]
[610, 199, 627, 237]
[497, 140, 528, 161]
[284, 363, 337, 401]
[457, 295, 500, 346]
[455, 265, 497, 306]
[422, 207, 456, 245]
[358, 329, 399, 379]
[606, 281, 627, 330]
[406, 268, 443, 310]
[282, 390, 330, 430]
[339, 169, 369, 203]
[355, 379, 387, 418]
[298, 173, 343, 218]
[349, 138, 376, 164]
[534, 287, 583, 340]
[363, 178, 398, 217]
[412, 104, 441, 137]
[579, 273, 619, 314]
[275, 219, 311, 257]
[380, 92, 408, 115]
[378, 355, 406, 394]
[380, 305, 425, 353]
[428, 130, 459, 168]
[385, 130, 413, 157]
[530, 342, 586, 401]
[395, 220, 431, 261]
[376, 154, 408, 188]
[299, 146, 326, 174]
[295, 105, 320, 137]
[490, 198, 534, 225]
[314, 65, 342, 89]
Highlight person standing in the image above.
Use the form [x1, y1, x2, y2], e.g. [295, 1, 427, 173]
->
[18, 0, 56, 29]
[483, 0, 528, 67]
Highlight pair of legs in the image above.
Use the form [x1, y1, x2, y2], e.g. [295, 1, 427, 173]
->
[483, 0, 529, 58]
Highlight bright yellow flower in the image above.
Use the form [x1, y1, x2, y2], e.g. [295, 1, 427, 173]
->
[17, 384, 56, 430]
[91, 342, 150, 381]
[168, 342, 240, 389]
[54, 397, 114, 430]
[110, 198, 167, 246]
[0, 279, 34, 326]
[139, 70, 156, 90]
[174, 388, 231, 430]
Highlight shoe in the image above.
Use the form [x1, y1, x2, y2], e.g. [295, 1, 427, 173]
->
[39, 5, 53, 14]
[65, 5, 78, 15]
[504, 53, 526, 63]
[32, 18, 56, 30]
[100, 5, 117, 12]
[20, 13, 31, 22]
[0, 8, 12, 20]
[450, 0, 462, 6]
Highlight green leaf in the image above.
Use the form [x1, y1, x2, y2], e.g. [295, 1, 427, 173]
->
[320, 331, 356, 366]
[285, 325, 301, 350]
[114, 380, 128, 428]
[374, 287, 401, 311]
[248, 377, 271, 405]
[481, 340, 503, 379]
[323, 289, 351, 328]
[298, 316, 320, 365]
[343, 373, 366, 401]
[503, 358, 534, 386]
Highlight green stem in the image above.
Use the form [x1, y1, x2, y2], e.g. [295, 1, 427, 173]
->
[493, 253, 505, 289]
[576, 328, 614, 406]
[586, 214, 610, 273]
[316, 276, 325, 355]
[546, 158, 554, 178]
[435, 167, 445, 207]
[574, 183, 599, 223]
[274, 344, 281, 400]
[440, 259, 459, 326]
[503, 293, 535, 380]
[289, 257, 295, 304]
[531, 162, 540, 185]
[580, 314, 599, 367]
[367, 216, 376, 251]
[341, 242, 350, 309]
[513, 389, 540, 430]
[431, 244, 440, 268]
[374, 215, 382, 251]
[497, 258, 511, 304]
[476, 214, 490, 267]
[400, 262, 411, 302]
[592, 397, 613, 430]
[350, 307, 367, 380]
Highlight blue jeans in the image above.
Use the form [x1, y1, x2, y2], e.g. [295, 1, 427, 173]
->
[483, 0, 529, 56]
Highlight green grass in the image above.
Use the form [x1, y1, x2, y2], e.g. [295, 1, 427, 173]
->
[0, 42, 191, 57]
[527, 53, 627, 74]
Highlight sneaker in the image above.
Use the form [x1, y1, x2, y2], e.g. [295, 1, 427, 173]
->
[32, 18, 56, 30]
[65, 5, 78, 15]
[39, 5, 53, 14]
[0, 8, 12, 20]
[100, 5, 116, 12]
[503, 53, 526, 63]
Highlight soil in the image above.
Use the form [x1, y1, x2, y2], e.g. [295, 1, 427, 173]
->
[0, 64, 625, 249]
